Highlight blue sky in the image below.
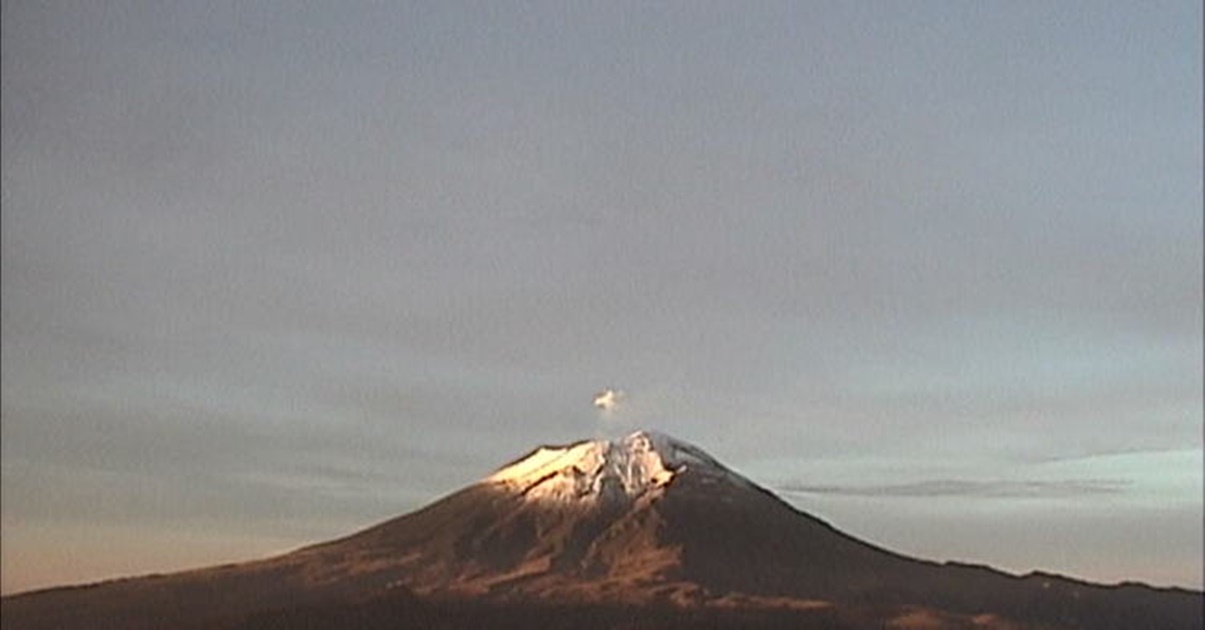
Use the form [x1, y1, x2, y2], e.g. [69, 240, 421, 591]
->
[2, 1, 1201, 593]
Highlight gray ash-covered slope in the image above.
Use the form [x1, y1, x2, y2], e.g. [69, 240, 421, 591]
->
[3, 431, 1201, 629]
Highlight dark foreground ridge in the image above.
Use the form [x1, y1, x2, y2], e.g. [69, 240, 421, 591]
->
[4, 431, 1201, 629]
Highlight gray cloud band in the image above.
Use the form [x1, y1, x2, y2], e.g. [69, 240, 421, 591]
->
[776, 479, 1128, 499]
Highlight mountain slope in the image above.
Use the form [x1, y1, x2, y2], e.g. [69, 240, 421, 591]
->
[3, 431, 1200, 629]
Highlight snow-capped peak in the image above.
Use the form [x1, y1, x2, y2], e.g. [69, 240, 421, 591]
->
[486, 430, 742, 504]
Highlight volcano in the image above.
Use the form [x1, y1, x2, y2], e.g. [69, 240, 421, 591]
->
[3, 431, 1201, 629]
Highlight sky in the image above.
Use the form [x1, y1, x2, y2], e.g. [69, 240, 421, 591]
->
[2, 1, 1201, 595]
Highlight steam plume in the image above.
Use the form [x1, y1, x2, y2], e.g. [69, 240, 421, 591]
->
[593, 388, 622, 411]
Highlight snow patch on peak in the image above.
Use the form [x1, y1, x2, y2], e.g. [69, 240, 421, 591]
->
[486, 430, 743, 505]
[628, 430, 729, 473]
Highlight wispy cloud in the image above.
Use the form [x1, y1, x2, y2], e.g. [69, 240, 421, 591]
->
[776, 479, 1129, 499]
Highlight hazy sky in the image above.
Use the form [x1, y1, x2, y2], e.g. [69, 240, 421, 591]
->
[2, 1, 1201, 594]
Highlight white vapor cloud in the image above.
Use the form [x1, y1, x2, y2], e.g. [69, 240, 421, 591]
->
[593, 388, 622, 411]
